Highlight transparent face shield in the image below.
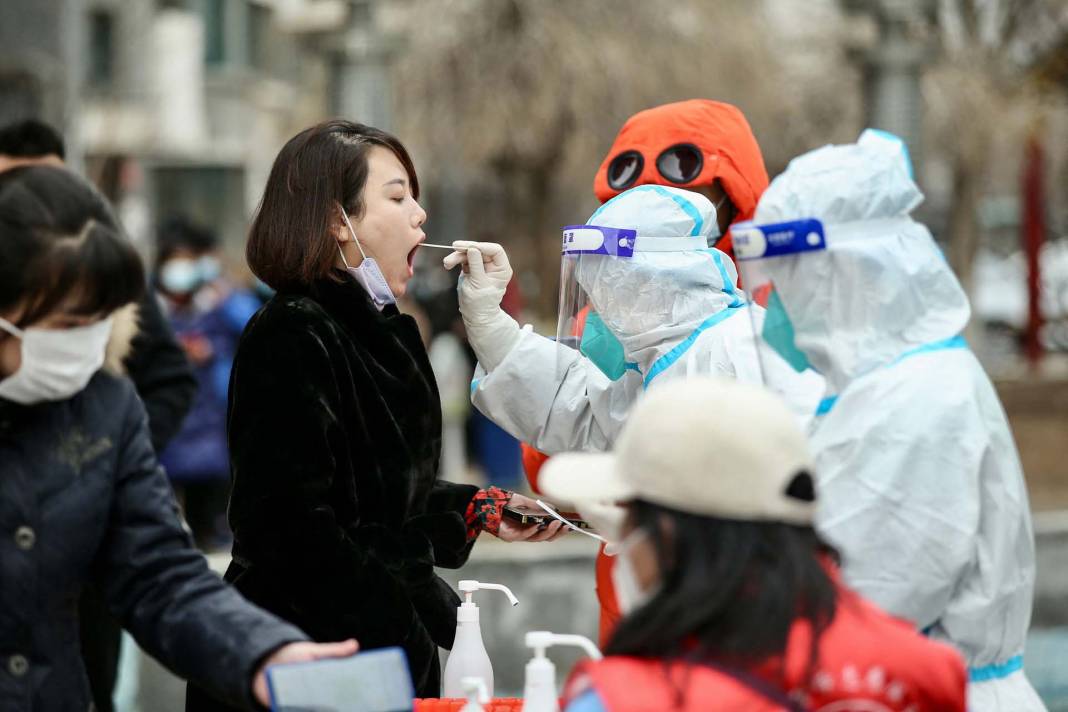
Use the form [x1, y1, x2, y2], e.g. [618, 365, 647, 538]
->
[556, 225, 637, 379]
[732, 218, 829, 380]
[555, 224, 710, 379]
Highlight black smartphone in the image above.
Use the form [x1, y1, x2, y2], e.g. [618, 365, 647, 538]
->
[502, 504, 592, 530]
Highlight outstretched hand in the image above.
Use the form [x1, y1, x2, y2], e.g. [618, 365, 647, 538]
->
[252, 639, 359, 706]
[443, 241, 513, 324]
[495, 492, 569, 543]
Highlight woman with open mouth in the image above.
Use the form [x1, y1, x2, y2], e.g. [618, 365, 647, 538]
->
[186, 119, 566, 711]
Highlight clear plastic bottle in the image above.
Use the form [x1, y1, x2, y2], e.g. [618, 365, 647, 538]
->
[460, 677, 489, 712]
[521, 631, 603, 712]
[442, 580, 519, 698]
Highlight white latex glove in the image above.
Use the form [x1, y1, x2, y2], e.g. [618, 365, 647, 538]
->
[443, 241, 513, 321]
[443, 241, 521, 371]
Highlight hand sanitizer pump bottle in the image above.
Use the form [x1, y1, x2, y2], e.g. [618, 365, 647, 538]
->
[521, 631, 603, 712]
[460, 677, 490, 712]
[442, 580, 519, 698]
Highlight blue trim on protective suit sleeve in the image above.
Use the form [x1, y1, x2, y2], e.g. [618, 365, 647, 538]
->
[587, 185, 705, 237]
[564, 688, 609, 712]
[470, 378, 480, 395]
[816, 396, 838, 416]
[643, 304, 744, 389]
[969, 655, 1024, 683]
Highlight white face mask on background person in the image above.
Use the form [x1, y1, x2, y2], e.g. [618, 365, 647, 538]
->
[159, 258, 203, 295]
[0, 316, 114, 405]
[611, 527, 661, 615]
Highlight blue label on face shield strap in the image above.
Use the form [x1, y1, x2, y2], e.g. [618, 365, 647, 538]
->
[733, 219, 827, 261]
[562, 225, 637, 257]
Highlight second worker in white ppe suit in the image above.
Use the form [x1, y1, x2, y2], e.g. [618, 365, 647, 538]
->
[731, 130, 1043, 711]
[443, 185, 822, 459]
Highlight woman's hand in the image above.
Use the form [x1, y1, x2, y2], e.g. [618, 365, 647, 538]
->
[252, 639, 359, 706]
[495, 493, 569, 543]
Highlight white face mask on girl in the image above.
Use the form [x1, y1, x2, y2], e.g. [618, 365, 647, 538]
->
[611, 527, 662, 615]
[0, 316, 114, 405]
[337, 207, 396, 310]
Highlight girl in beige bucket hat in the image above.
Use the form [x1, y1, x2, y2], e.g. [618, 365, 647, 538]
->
[540, 377, 967, 712]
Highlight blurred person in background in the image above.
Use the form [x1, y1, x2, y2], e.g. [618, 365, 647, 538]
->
[0, 119, 196, 452]
[0, 120, 65, 172]
[0, 165, 358, 711]
[428, 317, 474, 484]
[735, 131, 1042, 710]
[187, 119, 566, 710]
[521, 99, 777, 643]
[153, 216, 260, 550]
[0, 118, 196, 712]
[540, 377, 967, 712]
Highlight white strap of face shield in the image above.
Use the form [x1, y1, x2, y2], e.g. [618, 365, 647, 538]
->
[825, 217, 917, 246]
[630, 236, 711, 252]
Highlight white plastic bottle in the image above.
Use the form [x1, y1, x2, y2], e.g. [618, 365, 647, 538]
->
[461, 677, 490, 712]
[442, 580, 519, 698]
[521, 631, 603, 712]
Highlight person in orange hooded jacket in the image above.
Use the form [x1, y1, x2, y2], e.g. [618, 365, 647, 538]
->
[522, 99, 772, 645]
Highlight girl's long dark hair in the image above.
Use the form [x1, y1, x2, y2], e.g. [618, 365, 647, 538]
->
[605, 499, 838, 686]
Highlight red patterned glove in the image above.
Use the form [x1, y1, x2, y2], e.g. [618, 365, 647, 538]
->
[464, 487, 512, 540]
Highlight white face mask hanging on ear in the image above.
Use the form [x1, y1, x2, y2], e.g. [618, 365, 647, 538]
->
[337, 206, 396, 309]
[0, 316, 114, 405]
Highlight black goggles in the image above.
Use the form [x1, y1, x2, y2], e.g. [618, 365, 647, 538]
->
[606, 143, 704, 191]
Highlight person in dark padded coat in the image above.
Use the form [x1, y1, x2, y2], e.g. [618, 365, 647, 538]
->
[186, 120, 565, 710]
[0, 165, 359, 711]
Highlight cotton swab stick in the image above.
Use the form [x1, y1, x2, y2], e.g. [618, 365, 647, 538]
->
[420, 243, 458, 250]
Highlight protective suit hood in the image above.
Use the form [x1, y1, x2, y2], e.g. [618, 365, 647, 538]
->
[753, 130, 970, 391]
[593, 99, 770, 260]
[578, 185, 741, 377]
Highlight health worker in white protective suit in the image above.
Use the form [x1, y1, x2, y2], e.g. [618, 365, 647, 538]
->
[731, 130, 1042, 711]
[442, 185, 822, 459]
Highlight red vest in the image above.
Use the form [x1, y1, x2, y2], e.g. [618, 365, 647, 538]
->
[564, 581, 966, 712]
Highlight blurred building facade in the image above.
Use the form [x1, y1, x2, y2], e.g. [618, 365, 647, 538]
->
[0, 0, 405, 264]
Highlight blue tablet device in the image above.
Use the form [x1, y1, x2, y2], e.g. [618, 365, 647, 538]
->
[266, 646, 414, 712]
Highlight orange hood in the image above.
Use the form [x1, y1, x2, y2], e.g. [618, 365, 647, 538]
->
[593, 99, 769, 257]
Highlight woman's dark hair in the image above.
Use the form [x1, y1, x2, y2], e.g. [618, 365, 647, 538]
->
[606, 499, 838, 686]
[246, 119, 419, 292]
[0, 166, 144, 327]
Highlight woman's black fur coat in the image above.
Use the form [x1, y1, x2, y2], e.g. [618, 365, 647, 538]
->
[187, 274, 480, 708]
